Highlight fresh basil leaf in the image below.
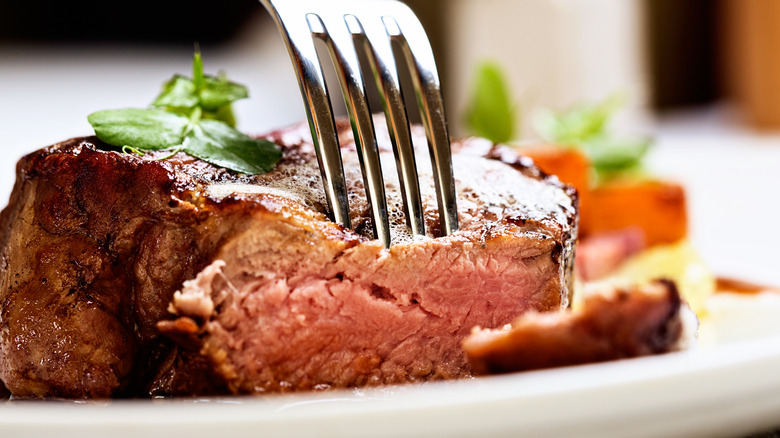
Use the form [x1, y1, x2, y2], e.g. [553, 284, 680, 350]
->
[464, 62, 517, 144]
[152, 68, 247, 124]
[199, 76, 249, 111]
[184, 120, 282, 174]
[88, 50, 280, 175]
[88, 108, 188, 150]
[202, 105, 237, 128]
[153, 75, 198, 109]
[153, 51, 248, 123]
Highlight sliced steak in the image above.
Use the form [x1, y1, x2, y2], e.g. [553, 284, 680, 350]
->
[0, 119, 577, 398]
[463, 279, 697, 374]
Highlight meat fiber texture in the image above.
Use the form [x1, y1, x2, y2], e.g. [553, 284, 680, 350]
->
[0, 119, 577, 398]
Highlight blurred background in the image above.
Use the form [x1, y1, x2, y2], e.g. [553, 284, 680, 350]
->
[3, 0, 779, 130]
[1, 0, 779, 284]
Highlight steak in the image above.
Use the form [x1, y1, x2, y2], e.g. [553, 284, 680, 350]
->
[0, 119, 577, 398]
[463, 279, 697, 374]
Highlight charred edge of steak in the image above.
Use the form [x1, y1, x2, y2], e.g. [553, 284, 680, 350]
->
[454, 138, 580, 309]
[485, 143, 580, 307]
[463, 279, 696, 374]
[0, 135, 350, 398]
[484, 143, 580, 214]
[0, 379, 9, 400]
[0, 138, 230, 398]
[0, 158, 29, 287]
[147, 346, 230, 397]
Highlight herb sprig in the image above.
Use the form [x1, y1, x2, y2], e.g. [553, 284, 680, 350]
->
[462, 62, 651, 184]
[88, 51, 281, 174]
[533, 94, 651, 183]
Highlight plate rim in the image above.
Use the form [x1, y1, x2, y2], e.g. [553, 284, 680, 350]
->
[3, 333, 780, 438]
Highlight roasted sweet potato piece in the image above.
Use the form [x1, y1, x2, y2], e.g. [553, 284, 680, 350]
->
[519, 145, 687, 247]
[581, 180, 687, 246]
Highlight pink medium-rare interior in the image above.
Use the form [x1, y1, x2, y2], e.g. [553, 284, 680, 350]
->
[171, 209, 563, 392]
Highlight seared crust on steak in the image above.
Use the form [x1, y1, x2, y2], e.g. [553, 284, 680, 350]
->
[463, 280, 697, 374]
[0, 119, 577, 398]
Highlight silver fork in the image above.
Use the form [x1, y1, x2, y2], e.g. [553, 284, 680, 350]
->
[260, 0, 458, 247]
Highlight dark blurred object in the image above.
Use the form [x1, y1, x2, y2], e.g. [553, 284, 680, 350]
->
[721, 0, 780, 129]
[644, 0, 723, 110]
[0, 0, 261, 44]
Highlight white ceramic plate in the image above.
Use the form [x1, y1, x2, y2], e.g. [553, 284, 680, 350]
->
[2, 308, 780, 438]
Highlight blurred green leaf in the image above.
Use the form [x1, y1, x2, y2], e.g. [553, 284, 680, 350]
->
[534, 94, 624, 144]
[464, 62, 517, 144]
[533, 93, 651, 183]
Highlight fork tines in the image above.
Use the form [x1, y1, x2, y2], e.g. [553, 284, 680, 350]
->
[261, 0, 458, 247]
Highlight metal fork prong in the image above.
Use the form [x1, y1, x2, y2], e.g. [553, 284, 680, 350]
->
[260, 0, 459, 240]
[261, 0, 351, 229]
[350, 12, 426, 237]
[311, 12, 391, 247]
[383, 9, 459, 235]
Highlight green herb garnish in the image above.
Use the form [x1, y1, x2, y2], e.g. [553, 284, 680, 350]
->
[88, 51, 281, 175]
[463, 61, 518, 144]
[533, 94, 651, 184]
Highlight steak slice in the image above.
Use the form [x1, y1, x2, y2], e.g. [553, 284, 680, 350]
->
[463, 279, 697, 374]
[0, 119, 577, 398]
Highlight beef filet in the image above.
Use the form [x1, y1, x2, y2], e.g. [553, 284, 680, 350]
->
[0, 119, 577, 398]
